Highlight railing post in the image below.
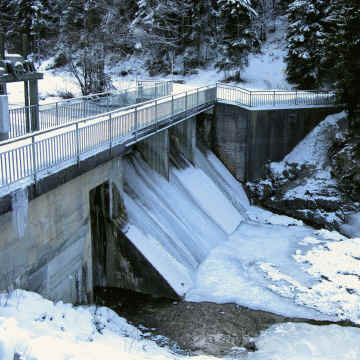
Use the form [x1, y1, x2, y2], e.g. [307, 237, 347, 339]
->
[185, 91, 188, 113]
[273, 91, 276, 106]
[171, 95, 174, 117]
[134, 106, 138, 140]
[109, 113, 112, 152]
[295, 90, 298, 105]
[107, 93, 110, 112]
[197, 88, 199, 107]
[249, 92, 252, 107]
[31, 135, 36, 183]
[56, 102, 59, 126]
[75, 122, 80, 165]
[155, 99, 158, 129]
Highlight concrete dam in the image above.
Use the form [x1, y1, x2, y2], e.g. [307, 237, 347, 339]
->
[0, 84, 341, 303]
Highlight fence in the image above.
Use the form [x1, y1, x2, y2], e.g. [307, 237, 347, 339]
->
[0, 85, 215, 188]
[8, 81, 173, 139]
[216, 83, 338, 107]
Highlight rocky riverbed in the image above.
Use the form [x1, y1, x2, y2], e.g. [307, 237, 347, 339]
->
[95, 287, 358, 357]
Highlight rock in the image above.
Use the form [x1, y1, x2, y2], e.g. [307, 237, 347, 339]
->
[330, 138, 360, 202]
[121, 301, 287, 356]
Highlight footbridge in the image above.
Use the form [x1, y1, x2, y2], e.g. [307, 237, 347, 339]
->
[0, 83, 340, 303]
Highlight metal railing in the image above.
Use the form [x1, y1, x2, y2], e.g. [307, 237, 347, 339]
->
[0, 85, 215, 189]
[8, 81, 173, 139]
[216, 83, 338, 107]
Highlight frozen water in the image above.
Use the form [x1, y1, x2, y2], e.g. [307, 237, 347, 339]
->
[121, 148, 360, 324]
[122, 153, 244, 295]
[11, 187, 28, 239]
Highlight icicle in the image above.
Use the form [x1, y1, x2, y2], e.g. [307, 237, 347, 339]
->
[11, 187, 28, 239]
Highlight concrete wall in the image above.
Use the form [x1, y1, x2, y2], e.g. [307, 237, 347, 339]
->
[0, 157, 123, 303]
[137, 130, 170, 180]
[90, 181, 178, 299]
[214, 103, 342, 181]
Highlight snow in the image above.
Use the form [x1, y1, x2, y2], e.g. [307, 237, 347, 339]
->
[341, 213, 360, 239]
[1, 13, 359, 359]
[120, 150, 360, 325]
[248, 322, 360, 360]
[281, 111, 347, 167]
[0, 290, 186, 360]
[2, 290, 360, 360]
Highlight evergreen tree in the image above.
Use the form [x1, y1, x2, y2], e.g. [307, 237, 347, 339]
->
[324, 0, 360, 133]
[215, 0, 259, 80]
[285, 0, 328, 89]
[58, 0, 113, 94]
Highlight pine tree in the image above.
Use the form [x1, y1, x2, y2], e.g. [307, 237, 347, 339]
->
[324, 0, 360, 133]
[215, 0, 259, 80]
[285, 0, 328, 89]
[59, 0, 113, 94]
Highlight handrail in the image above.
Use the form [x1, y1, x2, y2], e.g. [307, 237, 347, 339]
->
[0, 85, 216, 189]
[0, 82, 338, 190]
[216, 83, 338, 107]
[9, 82, 166, 111]
[8, 81, 173, 139]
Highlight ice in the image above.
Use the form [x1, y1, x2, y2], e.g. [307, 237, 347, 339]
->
[186, 222, 335, 320]
[122, 153, 244, 294]
[11, 187, 28, 239]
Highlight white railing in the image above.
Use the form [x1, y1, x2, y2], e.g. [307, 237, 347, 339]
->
[216, 83, 338, 107]
[0, 85, 215, 189]
[8, 81, 173, 139]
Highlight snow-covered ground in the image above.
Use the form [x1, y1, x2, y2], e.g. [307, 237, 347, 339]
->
[2, 290, 360, 360]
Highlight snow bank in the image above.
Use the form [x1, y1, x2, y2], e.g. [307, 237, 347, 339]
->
[249, 322, 360, 360]
[2, 290, 360, 360]
[280, 111, 347, 168]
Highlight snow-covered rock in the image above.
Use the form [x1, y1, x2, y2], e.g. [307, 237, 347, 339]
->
[247, 112, 360, 232]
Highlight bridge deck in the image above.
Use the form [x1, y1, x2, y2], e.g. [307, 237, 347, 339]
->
[0, 84, 338, 194]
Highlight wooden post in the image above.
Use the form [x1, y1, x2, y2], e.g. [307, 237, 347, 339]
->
[29, 79, 39, 131]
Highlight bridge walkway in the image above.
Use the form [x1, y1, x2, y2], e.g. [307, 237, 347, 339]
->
[0, 83, 337, 194]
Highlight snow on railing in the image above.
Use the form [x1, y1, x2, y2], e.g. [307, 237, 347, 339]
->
[8, 81, 173, 139]
[0, 85, 215, 189]
[216, 83, 338, 108]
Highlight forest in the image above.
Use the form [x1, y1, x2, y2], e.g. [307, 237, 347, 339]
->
[0, 0, 359, 132]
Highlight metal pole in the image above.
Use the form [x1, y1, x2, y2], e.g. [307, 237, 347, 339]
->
[155, 100, 158, 129]
[197, 88, 199, 107]
[273, 91, 276, 106]
[185, 92, 188, 112]
[56, 102, 59, 125]
[171, 95, 174, 117]
[76, 122, 80, 165]
[134, 106, 138, 140]
[295, 90, 298, 105]
[109, 113, 112, 152]
[31, 135, 36, 183]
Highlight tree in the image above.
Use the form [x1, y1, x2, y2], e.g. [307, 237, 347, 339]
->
[215, 0, 260, 80]
[58, 0, 114, 94]
[285, 0, 328, 89]
[323, 0, 360, 134]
